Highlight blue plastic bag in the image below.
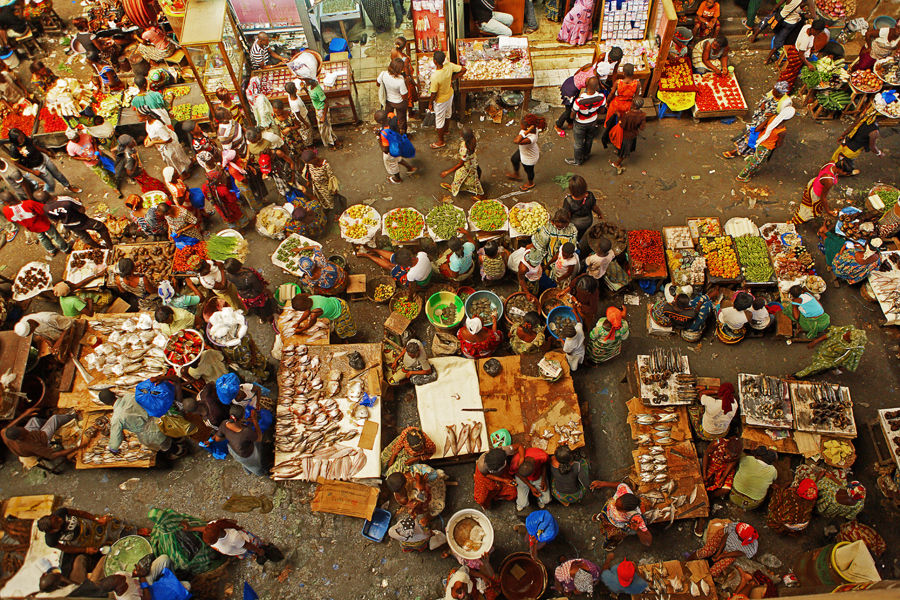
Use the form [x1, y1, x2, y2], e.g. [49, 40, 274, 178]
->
[171, 234, 199, 249]
[150, 568, 191, 600]
[243, 582, 259, 600]
[187, 187, 205, 209]
[525, 509, 558, 543]
[135, 381, 175, 418]
[199, 438, 229, 460]
[97, 153, 116, 173]
[747, 128, 760, 150]
[382, 128, 415, 159]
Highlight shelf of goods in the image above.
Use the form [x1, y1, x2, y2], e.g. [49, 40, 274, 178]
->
[411, 0, 447, 52]
[416, 53, 435, 101]
[599, 0, 652, 40]
[457, 37, 534, 86]
[692, 72, 748, 118]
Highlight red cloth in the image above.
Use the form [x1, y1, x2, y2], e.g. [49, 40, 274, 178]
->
[473, 467, 516, 508]
[3, 200, 51, 232]
[509, 447, 549, 482]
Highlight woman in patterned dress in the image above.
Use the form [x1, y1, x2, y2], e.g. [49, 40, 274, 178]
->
[300, 149, 340, 211]
[440, 127, 483, 198]
[557, 0, 596, 46]
[586, 306, 629, 363]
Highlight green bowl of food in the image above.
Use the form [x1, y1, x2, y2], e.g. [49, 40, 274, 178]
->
[426, 291, 464, 330]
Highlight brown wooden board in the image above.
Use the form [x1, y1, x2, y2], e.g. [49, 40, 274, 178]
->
[0, 331, 33, 420]
[630, 440, 709, 523]
[479, 352, 584, 454]
[76, 411, 155, 470]
[741, 425, 800, 454]
[635, 559, 718, 600]
[625, 397, 691, 442]
[3, 494, 57, 519]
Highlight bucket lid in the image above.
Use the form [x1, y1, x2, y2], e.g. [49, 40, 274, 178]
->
[0, 49, 14, 59]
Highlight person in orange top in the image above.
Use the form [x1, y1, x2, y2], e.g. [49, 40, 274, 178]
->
[693, 0, 721, 40]
[736, 105, 795, 182]
[603, 64, 640, 129]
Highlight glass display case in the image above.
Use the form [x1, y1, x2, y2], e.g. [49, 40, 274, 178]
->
[180, 0, 249, 112]
[229, 0, 321, 55]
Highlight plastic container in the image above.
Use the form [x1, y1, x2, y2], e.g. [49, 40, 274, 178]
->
[426, 291, 464, 330]
[446, 509, 494, 560]
[538, 288, 566, 318]
[546, 306, 580, 339]
[464, 290, 503, 322]
[164, 329, 205, 366]
[390, 290, 423, 319]
[0, 49, 18, 69]
[457, 286, 475, 301]
[361, 508, 392, 542]
[274, 282, 301, 307]
[500, 552, 548, 600]
[874, 16, 897, 29]
[504, 291, 539, 327]
[794, 542, 850, 588]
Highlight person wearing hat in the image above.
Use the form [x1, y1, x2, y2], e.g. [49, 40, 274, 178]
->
[796, 324, 867, 378]
[766, 478, 818, 534]
[689, 520, 759, 576]
[697, 382, 737, 440]
[586, 305, 629, 363]
[458, 314, 503, 359]
[599, 552, 647, 595]
[53, 280, 112, 317]
[730, 447, 778, 510]
[64, 127, 119, 195]
[815, 473, 865, 520]
[734, 103, 795, 182]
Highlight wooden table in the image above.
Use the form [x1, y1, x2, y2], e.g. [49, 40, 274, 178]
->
[741, 425, 800, 454]
[477, 352, 584, 454]
[455, 37, 534, 116]
[0, 331, 33, 421]
[633, 559, 718, 600]
[252, 59, 359, 124]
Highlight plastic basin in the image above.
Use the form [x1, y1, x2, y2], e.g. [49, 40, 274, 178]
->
[874, 16, 896, 29]
[274, 282, 301, 307]
[362, 508, 392, 542]
[464, 290, 503, 323]
[446, 509, 494, 560]
[426, 291, 464, 329]
[546, 305, 580, 339]
[500, 552, 548, 600]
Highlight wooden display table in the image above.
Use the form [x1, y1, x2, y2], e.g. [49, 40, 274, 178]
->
[455, 37, 534, 115]
[252, 60, 359, 124]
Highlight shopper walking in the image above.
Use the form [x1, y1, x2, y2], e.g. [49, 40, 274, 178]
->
[506, 114, 546, 191]
[38, 190, 113, 249]
[7, 128, 81, 194]
[375, 109, 416, 184]
[0, 191, 68, 255]
[377, 58, 410, 134]
[428, 51, 464, 148]
[565, 77, 606, 166]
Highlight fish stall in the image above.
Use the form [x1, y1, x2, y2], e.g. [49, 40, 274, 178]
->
[633, 349, 694, 406]
[634, 559, 718, 600]
[76, 411, 156, 469]
[77, 314, 170, 391]
[626, 397, 709, 524]
[272, 343, 383, 481]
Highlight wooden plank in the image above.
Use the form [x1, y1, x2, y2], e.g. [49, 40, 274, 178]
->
[310, 479, 378, 520]
[76, 411, 155, 470]
[3, 494, 57, 519]
[625, 397, 691, 441]
[741, 425, 800, 454]
[0, 331, 33, 420]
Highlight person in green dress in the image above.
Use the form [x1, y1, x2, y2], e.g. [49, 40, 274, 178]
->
[586, 306, 629, 363]
[795, 325, 866, 378]
[290, 293, 356, 339]
[381, 427, 436, 477]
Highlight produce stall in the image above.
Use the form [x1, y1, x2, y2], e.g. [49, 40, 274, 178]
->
[339, 204, 381, 246]
[117, 81, 210, 128]
[105, 241, 175, 287]
[633, 559, 718, 600]
[663, 226, 704, 286]
[426, 203, 468, 242]
[627, 229, 667, 279]
[76, 411, 156, 469]
[253, 60, 359, 125]
[692, 72, 748, 118]
[455, 37, 534, 114]
[64, 249, 109, 289]
[272, 342, 382, 481]
[734, 235, 775, 287]
[698, 235, 741, 285]
[686, 217, 721, 244]
[382, 207, 426, 244]
[626, 398, 709, 524]
[877, 408, 900, 471]
[468, 199, 509, 236]
[507, 202, 549, 239]
[656, 56, 695, 112]
[477, 353, 585, 454]
[271, 234, 321, 277]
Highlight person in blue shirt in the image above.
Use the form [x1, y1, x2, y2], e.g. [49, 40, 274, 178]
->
[600, 553, 648, 595]
[436, 228, 477, 282]
[788, 285, 831, 339]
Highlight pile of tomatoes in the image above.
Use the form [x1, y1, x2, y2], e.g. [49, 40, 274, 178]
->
[850, 70, 881, 93]
[627, 230, 664, 271]
[693, 74, 747, 112]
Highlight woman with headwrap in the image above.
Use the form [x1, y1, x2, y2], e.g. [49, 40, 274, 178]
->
[245, 77, 275, 130]
[156, 201, 201, 241]
[694, 382, 737, 440]
[766, 478, 818, 534]
[222, 149, 264, 207]
[586, 306, 629, 363]
[555, 558, 601, 596]
[300, 149, 340, 211]
[793, 463, 866, 521]
[735, 104, 795, 182]
[221, 258, 278, 323]
[138, 108, 192, 177]
[380, 427, 436, 477]
[512, 246, 544, 300]
[197, 151, 251, 228]
[246, 127, 297, 197]
[283, 193, 325, 238]
[293, 247, 347, 296]
[680, 286, 720, 342]
[458, 315, 503, 359]
[792, 158, 852, 225]
[702, 437, 743, 497]
[795, 325, 867, 378]
[723, 82, 793, 159]
[531, 209, 578, 267]
[689, 521, 758, 577]
[163, 166, 204, 223]
[510, 311, 547, 355]
[831, 238, 883, 286]
[114, 135, 166, 193]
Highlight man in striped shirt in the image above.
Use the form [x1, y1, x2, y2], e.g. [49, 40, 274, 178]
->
[249, 33, 287, 70]
[565, 77, 606, 166]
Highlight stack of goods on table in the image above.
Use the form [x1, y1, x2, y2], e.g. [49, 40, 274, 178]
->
[508, 202, 549, 237]
[627, 398, 709, 524]
[272, 236, 319, 276]
[382, 207, 426, 243]
[627, 229, 666, 278]
[790, 381, 856, 437]
[738, 373, 793, 430]
[468, 199, 508, 232]
[417, 54, 435, 94]
[687, 217, 721, 243]
[734, 235, 775, 285]
[600, 0, 651, 40]
[318, 61, 350, 91]
[595, 39, 658, 73]
[277, 305, 329, 345]
[637, 349, 693, 406]
[663, 226, 705, 286]
[657, 57, 696, 110]
[426, 203, 467, 241]
[693, 72, 748, 115]
[106, 242, 174, 286]
[339, 204, 381, 244]
[635, 560, 717, 600]
[257, 67, 292, 97]
[586, 221, 628, 255]
[698, 235, 741, 282]
[36, 107, 68, 134]
[877, 408, 900, 469]
[799, 56, 851, 111]
[763, 226, 818, 299]
[79, 412, 155, 467]
[458, 38, 532, 82]
[272, 344, 378, 481]
[0, 101, 37, 138]
[12, 262, 52, 301]
[815, 0, 854, 20]
[81, 314, 169, 389]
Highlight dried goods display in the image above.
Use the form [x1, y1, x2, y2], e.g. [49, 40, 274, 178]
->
[382, 207, 426, 242]
[12, 262, 52, 301]
[738, 374, 793, 429]
[508, 202, 549, 237]
[595, 39, 658, 72]
[627, 230, 665, 276]
[339, 204, 381, 243]
[735, 236, 774, 283]
[442, 421, 485, 457]
[601, 0, 651, 40]
[164, 329, 204, 366]
[468, 199, 508, 231]
[666, 249, 706, 286]
[663, 226, 693, 250]
[874, 57, 900, 86]
[699, 236, 740, 280]
[849, 70, 882, 93]
[687, 217, 721, 240]
[877, 408, 900, 469]
[822, 439, 854, 467]
[693, 72, 747, 113]
[873, 90, 900, 118]
[658, 57, 694, 92]
[815, 0, 854, 19]
[586, 221, 628, 255]
[272, 344, 380, 481]
[107, 242, 175, 286]
[417, 54, 435, 92]
[172, 242, 209, 273]
[791, 382, 855, 436]
[637, 350, 692, 406]
[65, 249, 109, 287]
[79, 413, 155, 468]
[458, 39, 532, 81]
[869, 270, 900, 322]
[82, 314, 168, 388]
[635, 560, 717, 600]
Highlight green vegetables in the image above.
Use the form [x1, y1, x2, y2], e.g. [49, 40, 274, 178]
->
[735, 236, 774, 282]
[206, 235, 239, 261]
[469, 199, 506, 231]
[274, 237, 315, 271]
[384, 208, 425, 242]
[816, 90, 851, 110]
[426, 204, 466, 240]
[877, 189, 899, 211]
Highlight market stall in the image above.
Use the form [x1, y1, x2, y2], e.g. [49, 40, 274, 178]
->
[455, 37, 534, 114]
[117, 81, 211, 128]
[63, 249, 109, 290]
[627, 229, 667, 280]
[77, 313, 170, 390]
[878, 408, 900, 472]
[411, 0, 447, 53]
[76, 410, 156, 469]
[595, 0, 676, 92]
[468, 198, 510, 240]
[476, 353, 585, 454]
[663, 225, 705, 286]
[692, 72, 748, 118]
[271, 234, 322, 277]
[634, 349, 693, 406]
[0, 332, 34, 421]
[633, 559, 718, 600]
[104, 240, 175, 288]
[272, 343, 382, 481]
[228, 0, 319, 54]
[425, 203, 468, 242]
[253, 59, 359, 124]
[761, 222, 821, 337]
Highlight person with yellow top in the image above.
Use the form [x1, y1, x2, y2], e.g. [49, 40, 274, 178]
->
[428, 51, 465, 149]
[154, 305, 196, 337]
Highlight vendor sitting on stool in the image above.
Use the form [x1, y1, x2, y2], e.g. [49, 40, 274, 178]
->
[394, 338, 437, 385]
[650, 286, 697, 330]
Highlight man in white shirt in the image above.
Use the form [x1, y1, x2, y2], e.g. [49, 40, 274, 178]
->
[794, 18, 829, 58]
[564, 77, 606, 166]
[752, 0, 807, 48]
[249, 33, 286, 70]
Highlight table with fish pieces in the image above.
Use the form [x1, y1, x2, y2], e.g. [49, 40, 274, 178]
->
[790, 381, 857, 438]
[737, 373, 794, 429]
[76, 411, 156, 469]
[476, 352, 584, 454]
[272, 343, 382, 481]
[276, 306, 331, 346]
[626, 398, 708, 524]
[634, 559, 718, 600]
[634, 350, 694, 406]
[77, 314, 169, 392]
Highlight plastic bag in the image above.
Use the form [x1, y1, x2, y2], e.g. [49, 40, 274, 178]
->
[157, 414, 198, 438]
